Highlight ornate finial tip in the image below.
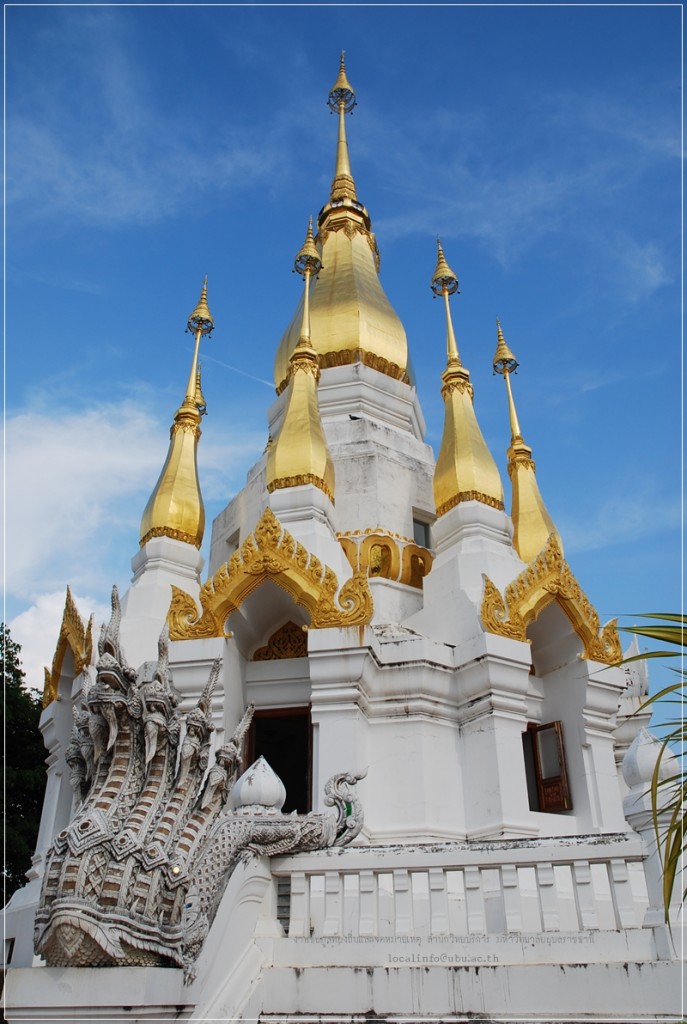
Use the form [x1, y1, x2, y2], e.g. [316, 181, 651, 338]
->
[328, 52, 356, 113]
[492, 318, 518, 375]
[188, 279, 214, 336]
[294, 217, 323, 277]
[431, 240, 459, 296]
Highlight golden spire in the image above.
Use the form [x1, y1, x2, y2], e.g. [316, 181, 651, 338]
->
[274, 55, 409, 393]
[139, 279, 213, 549]
[328, 51, 357, 203]
[492, 318, 560, 562]
[267, 220, 335, 502]
[432, 241, 504, 517]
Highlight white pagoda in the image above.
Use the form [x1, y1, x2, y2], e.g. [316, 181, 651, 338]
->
[4, 56, 682, 1022]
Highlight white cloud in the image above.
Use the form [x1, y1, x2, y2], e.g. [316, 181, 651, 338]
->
[5, 11, 285, 227]
[3, 396, 264, 601]
[4, 401, 164, 599]
[559, 492, 681, 555]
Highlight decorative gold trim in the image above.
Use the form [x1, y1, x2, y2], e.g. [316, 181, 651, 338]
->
[43, 588, 93, 708]
[338, 527, 416, 543]
[315, 222, 380, 273]
[336, 531, 433, 590]
[253, 620, 307, 661]
[441, 375, 474, 400]
[400, 544, 433, 589]
[436, 491, 505, 516]
[266, 474, 334, 504]
[168, 508, 373, 640]
[507, 451, 536, 475]
[276, 348, 411, 396]
[339, 536, 358, 572]
[169, 416, 202, 439]
[140, 526, 203, 549]
[359, 534, 401, 582]
[480, 533, 622, 665]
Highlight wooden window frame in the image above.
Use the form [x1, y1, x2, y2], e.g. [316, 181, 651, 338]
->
[526, 720, 572, 813]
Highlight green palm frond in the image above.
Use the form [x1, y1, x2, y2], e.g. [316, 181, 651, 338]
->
[619, 614, 685, 921]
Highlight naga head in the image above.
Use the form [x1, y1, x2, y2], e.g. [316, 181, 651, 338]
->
[139, 625, 180, 765]
[88, 586, 140, 757]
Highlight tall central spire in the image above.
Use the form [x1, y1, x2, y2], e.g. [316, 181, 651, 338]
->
[328, 51, 358, 203]
[273, 55, 409, 393]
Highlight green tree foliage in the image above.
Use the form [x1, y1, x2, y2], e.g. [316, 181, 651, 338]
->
[621, 613, 685, 920]
[2, 624, 47, 898]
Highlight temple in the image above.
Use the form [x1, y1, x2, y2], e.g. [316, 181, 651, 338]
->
[4, 55, 682, 1022]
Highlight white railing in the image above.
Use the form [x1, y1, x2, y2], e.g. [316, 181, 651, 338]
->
[271, 835, 651, 942]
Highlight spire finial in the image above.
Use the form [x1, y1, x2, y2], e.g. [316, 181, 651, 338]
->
[493, 317, 518, 376]
[294, 216, 323, 278]
[492, 317, 522, 440]
[183, 278, 213, 405]
[294, 216, 323, 349]
[328, 53, 358, 202]
[431, 238, 459, 297]
[187, 276, 214, 337]
[431, 239, 461, 364]
[328, 51, 356, 114]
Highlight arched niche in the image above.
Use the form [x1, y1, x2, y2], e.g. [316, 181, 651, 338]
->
[226, 581, 310, 662]
[527, 601, 584, 677]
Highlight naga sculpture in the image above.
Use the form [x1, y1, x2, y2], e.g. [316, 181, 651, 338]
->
[35, 586, 365, 976]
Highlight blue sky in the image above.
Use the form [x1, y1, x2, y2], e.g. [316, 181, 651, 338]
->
[4, 4, 682, 700]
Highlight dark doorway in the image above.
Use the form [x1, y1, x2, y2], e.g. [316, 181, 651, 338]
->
[247, 707, 312, 813]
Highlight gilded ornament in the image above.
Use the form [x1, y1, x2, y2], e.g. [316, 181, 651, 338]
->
[170, 417, 202, 439]
[400, 545, 433, 589]
[168, 508, 373, 640]
[168, 587, 224, 641]
[436, 491, 505, 517]
[253, 621, 307, 661]
[480, 533, 622, 664]
[440, 375, 474, 400]
[43, 587, 93, 708]
[336, 531, 433, 590]
[507, 451, 536, 475]
[139, 526, 203, 549]
[267, 473, 335, 504]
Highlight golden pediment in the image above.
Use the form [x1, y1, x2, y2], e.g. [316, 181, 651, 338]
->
[43, 587, 93, 708]
[480, 533, 621, 665]
[168, 507, 374, 640]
